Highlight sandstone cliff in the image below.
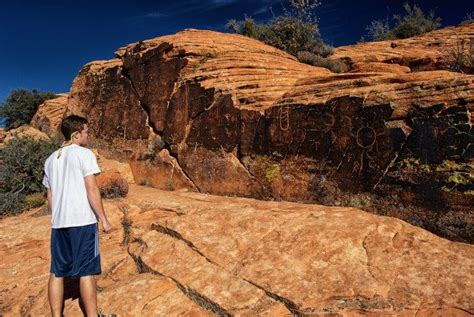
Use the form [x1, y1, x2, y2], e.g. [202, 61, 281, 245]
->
[31, 24, 474, 243]
[30, 93, 68, 137]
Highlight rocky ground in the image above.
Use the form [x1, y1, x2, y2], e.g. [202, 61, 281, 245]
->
[1, 174, 473, 316]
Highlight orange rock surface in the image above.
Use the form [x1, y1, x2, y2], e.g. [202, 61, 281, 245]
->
[1, 184, 473, 316]
[330, 23, 474, 72]
[28, 24, 474, 243]
[30, 93, 68, 136]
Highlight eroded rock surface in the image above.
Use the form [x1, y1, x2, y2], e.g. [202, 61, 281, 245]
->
[330, 23, 474, 72]
[30, 93, 68, 136]
[31, 25, 474, 242]
[1, 184, 473, 316]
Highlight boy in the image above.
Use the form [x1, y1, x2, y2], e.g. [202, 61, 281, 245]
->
[42, 114, 113, 316]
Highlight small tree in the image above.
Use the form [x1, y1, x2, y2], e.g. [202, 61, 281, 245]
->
[0, 135, 60, 215]
[257, 15, 324, 56]
[0, 88, 56, 131]
[226, 1, 345, 72]
[287, 0, 321, 24]
[460, 12, 474, 25]
[366, 3, 441, 41]
[448, 39, 474, 74]
[366, 19, 392, 41]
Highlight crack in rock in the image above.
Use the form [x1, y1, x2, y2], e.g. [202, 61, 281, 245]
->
[242, 278, 305, 317]
[302, 295, 400, 314]
[127, 250, 232, 317]
[120, 65, 201, 192]
[103, 258, 127, 282]
[151, 223, 217, 266]
[372, 126, 411, 191]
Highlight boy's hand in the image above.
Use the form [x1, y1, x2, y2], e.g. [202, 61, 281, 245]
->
[101, 218, 113, 234]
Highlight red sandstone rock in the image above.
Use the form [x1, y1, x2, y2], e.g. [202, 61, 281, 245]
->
[30, 94, 68, 136]
[31, 24, 474, 242]
[330, 23, 474, 72]
[1, 184, 473, 315]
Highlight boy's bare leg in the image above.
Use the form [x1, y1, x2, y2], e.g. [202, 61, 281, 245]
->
[79, 275, 98, 316]
[48, 273, 64, 317]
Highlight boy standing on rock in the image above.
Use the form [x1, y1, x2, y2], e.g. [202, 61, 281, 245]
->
[42, 115, 113, 316]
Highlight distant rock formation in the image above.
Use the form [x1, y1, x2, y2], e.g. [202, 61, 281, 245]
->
[31, 24, 474, 242]
[30, 93, 68, 136]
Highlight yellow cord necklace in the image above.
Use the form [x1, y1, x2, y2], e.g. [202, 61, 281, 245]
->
[56, 131, 79, 159]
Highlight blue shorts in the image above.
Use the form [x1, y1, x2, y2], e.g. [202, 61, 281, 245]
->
[50, 222, 101, 278]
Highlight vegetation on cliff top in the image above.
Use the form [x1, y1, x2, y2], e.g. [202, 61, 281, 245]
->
[226, 0, 348, 72]
[0, 88, 56, 131]
[364, 3, 442, 41]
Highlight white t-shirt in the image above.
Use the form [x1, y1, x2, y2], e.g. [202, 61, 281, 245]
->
[42, 143, 101, 228]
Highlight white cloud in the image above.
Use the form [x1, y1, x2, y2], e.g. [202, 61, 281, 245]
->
[143, 12, 166, 18]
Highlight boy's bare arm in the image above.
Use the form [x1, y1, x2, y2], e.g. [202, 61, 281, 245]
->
[84, 174, 113, 233]
[46, 189, 52, 212]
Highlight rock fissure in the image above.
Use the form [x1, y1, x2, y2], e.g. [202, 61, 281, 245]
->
[301, 295, 400, 314]
[103, 257, 127, 282]
[166, 147, 201, 192]
[120, 66, 160, 138]
[150, 223, 217, 265]
[121, 64, 202, 192]
[127, 250, 232, 317]
[242, 278, 305, 317]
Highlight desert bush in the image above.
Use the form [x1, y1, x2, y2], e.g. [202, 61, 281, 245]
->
[99, 177, 129, 199]
[366, 19, 392, 41]
[0, 135, 60, 216]
[226, 1, 343, 71]
[366, 3, 441, 41]
[447, 39, 474, 74]
[435, 212, 473, 243]
[24, 192, 47, 209]
[297, 51, 349, 73]
[228, 15, 327, 56]
[460, 12, 474, 25]
[0, 89, 56, 131]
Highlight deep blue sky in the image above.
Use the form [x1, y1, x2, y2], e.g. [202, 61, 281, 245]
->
[1, 0, 472, 103]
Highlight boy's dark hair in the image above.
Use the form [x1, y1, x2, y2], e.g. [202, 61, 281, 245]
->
[60, 115, 88, 140]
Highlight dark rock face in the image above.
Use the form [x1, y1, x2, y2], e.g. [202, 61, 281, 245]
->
[52, 27, 473, 242]
[121, 42, 188, 134]
[66, 59, 149, 141]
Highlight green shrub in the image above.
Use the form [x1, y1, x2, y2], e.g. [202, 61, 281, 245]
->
[265, 163, 281, 182]
[0, 192, 25, 217]
[0, 89, 56, 131]
[0, 135, 60, 216]
[460, 12, 474, 25]
[366, 19, 392, 41]
[259, 16, 323, 56]
[226, 1, 341, 71]
[24, 192, 47, 209]
[297, 51, 349, 73]
[447, 39, 474, 74]
[228, 15, 327, 55]
[366, 3, 441, 41]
